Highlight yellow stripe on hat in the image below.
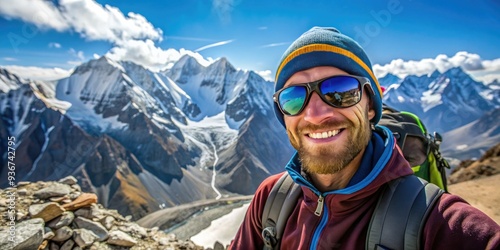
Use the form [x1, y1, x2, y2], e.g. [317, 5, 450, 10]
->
[276, 43, 383, 96]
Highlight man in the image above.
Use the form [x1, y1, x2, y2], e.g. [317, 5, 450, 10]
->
[229, 27, 500, 249]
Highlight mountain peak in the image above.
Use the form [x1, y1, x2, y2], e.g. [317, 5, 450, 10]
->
[212, 57, 232, 68]
[0, 67, 27, 93]
[442, 67, 468, 77]
[167, 54, 203, 77]
[430, 69, 441, 79]
[207, 57, 236, 75]
[215, 57, 228, 64]
[378, 73, 401, 87]
[73, 56, 124, 75]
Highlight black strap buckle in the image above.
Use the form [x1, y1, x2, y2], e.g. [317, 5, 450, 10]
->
[262, 227, 277, 248]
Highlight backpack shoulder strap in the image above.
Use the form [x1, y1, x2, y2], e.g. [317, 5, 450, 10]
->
[366, 175, 444, 250]
[382, 104, 400, 114]
[261, 172, 301, 250]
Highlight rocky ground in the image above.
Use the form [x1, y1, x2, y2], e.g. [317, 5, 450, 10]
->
[0, 176, 224, 250]
[448, 142, 500, 184]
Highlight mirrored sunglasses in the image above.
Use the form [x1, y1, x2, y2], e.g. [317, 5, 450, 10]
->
[273, 75, 372, 116]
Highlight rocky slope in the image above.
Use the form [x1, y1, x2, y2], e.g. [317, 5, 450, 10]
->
[0, 176, 227, 250]
[448, 142, 500, 184]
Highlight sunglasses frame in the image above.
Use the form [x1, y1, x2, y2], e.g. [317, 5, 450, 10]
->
[273, 74, 373, 116]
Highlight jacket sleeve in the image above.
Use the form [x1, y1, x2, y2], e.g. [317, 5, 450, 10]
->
[422, 193, 500, 250]
[229, 173, 284, 250]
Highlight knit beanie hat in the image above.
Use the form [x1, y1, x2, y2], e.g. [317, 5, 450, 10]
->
[274, 26, 383, 126]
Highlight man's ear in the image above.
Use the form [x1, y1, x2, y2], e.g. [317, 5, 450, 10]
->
[368, 106, 376, 120]
[365, 86, 376, 120]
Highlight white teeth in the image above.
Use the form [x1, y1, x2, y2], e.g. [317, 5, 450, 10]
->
[308, 130, 340, 139]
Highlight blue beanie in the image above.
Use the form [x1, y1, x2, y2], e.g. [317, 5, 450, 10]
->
[274, 26, 383, 126]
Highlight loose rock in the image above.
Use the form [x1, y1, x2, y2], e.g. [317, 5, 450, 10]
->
[107, 230, 137, 247]
[34, 184, 72, 200]
[29, 202, 65, 222]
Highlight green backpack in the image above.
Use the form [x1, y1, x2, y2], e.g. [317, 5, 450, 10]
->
[378, 105, 450, 191]
[260, 106, 449, 250]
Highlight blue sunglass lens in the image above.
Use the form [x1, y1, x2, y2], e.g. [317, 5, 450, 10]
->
[321, 76, 361, 107]
[278, 86, 307, 115]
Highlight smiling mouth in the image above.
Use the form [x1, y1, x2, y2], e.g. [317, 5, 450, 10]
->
[307, 129, 342, 139]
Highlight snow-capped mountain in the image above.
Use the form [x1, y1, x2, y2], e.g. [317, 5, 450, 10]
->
[162, 55, 271, 127]
[377, 73, 402, 88]
[0, 55, 293, 219]
[382, 67, 500, 134]
[381, 67, 500, 162]
[0, 68, 28, 93]
[441, 107, 500, 160]
[55, 57, 200, 185]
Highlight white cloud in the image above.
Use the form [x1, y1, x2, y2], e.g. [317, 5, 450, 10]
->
[258, 26, 268, 30]
[0, 0, 219, 73]
[3, 57, 17, 62]
[255, 70, 273, 82]
[0, 0, 68, 31]
[2, 65, 72, 81]
[60, 1, 162, 43]
[106, 40, 214, 71]
[0, 0, 162, 44]
[49, 42, 62, 49]
[195, 40, 234, 52]
[373, 51, 500, 84]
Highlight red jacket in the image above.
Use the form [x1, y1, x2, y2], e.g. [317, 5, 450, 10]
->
[230, 128, 500, 250]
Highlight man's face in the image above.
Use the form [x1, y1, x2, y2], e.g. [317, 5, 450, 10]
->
[282, 66, 376, 174]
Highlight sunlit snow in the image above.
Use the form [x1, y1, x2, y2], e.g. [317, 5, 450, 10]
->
[190, 203, 249, 247]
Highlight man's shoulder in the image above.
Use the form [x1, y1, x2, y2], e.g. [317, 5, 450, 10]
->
[256, 172, 288, 194]
[248, 172, 289, 221]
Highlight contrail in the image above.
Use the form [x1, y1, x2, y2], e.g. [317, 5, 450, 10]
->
[195, 39, 234, 52]
[260, 42, 290, 48]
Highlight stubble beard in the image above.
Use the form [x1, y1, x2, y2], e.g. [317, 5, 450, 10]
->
[288, 111, 373, 175]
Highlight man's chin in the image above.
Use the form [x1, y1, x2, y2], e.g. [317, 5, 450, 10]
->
[303, 141, 339, 152]
[299, 150, 344, 173]
[302, 160, 346, 175]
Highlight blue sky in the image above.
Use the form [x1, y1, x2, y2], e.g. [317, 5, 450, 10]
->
[0, 0, 499, 83]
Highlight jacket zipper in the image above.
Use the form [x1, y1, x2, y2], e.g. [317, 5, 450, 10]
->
[310, 194, 328, 250]
[314, 195, 324, 216]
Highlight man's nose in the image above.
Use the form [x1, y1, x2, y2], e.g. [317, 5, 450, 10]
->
[303, 92, 334, 124]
